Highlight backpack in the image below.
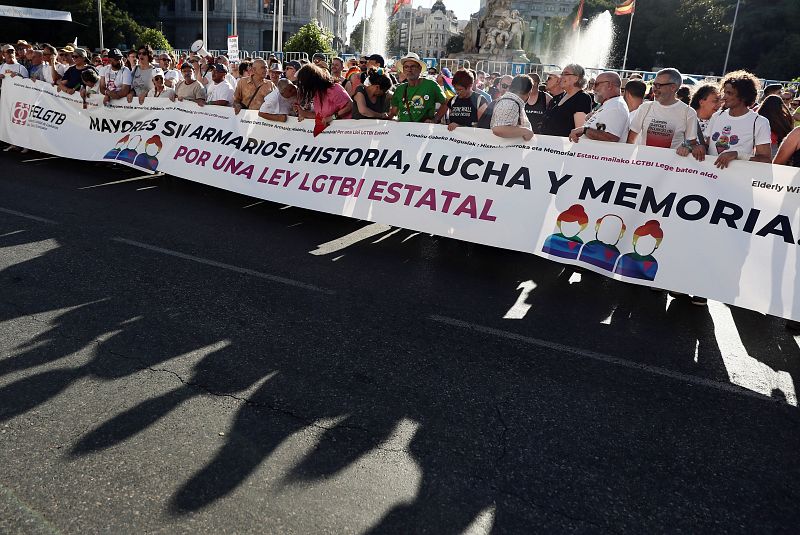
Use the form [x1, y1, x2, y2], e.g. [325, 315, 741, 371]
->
[477, 97, 522, 129]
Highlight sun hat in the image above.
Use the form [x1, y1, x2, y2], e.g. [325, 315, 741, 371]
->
[398, 52, 426, 72]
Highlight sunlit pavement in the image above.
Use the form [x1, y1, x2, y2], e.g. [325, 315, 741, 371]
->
[1, 151, 799, 533]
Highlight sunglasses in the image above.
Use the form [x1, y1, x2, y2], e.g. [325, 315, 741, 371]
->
[500, 83, 510, 89]
[72, 54, 82, 59]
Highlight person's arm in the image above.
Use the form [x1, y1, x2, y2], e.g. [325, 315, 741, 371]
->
[493, 125, 534, 140]
[324, 101, 352, 123]
[750, 143, 772, 163]
[774, 128, 800, 165]
[353, 91, 386, 118]
[626, 130, 638, 144]
[258, 111, 288, 122]
[573, 111, 587, 128]
[570, 125, 620, 143]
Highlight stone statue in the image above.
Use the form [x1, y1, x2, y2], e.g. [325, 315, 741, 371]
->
[463, 18, 479, 54]
[481, 18, 511, 55]
[508, 10, 525, 50]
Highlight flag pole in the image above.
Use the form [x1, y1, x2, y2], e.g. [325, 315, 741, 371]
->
[361, 0, 368, 54]
[621, 6, 635, 73]
[722, 0, 741, 75]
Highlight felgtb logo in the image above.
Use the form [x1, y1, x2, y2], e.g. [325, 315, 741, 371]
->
[12, 102, 29, 125]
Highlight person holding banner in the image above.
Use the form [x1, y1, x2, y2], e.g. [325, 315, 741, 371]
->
[57, 48, 90, 94]
[389, 53, 447, 124]
[146, 68, 175, 101]
[234, 59, 273, 114]
[157, 53, 180, 88]
[627, 68, 702, 158]
[174, 63, 206, 106]
[705, 70, 771, 169]
[352, 69, 392, 120]
[258, 79, 298, 122]
[100, 49, 131, 105]
[206, 64, 235, 107]
[542, 64, 592, 137]
[294, 64, 352, 124]
[569, 72, 629, 144]
[490, 75, 534, 141]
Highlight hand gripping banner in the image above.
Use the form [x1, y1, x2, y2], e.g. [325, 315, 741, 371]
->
[3, 78, 800, 320]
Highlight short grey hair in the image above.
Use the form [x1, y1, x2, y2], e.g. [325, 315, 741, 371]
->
[656, 68, 683, 87]
[563, 63, 587, 88]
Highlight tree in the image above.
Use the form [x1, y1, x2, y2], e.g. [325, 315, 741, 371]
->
[349, 19, 368, 54]
[138, 28, 172, 52]
[446, 35, 464, 55]
[284, 20, 335, 57]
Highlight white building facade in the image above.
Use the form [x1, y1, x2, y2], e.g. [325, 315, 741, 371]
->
[391, 0, 462, 59]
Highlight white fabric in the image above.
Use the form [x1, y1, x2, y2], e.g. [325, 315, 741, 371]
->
[584, 95, 629, 142]
[629, 100, 698, 149]
[103, 66, 131, 93]
[163, 69, 180, 87]
[490, 92, 531, 129]
[206, 80, 234, 105]
[706, 109, 772, 159]
[204, 71, 237, 89]
[146, 87, 175, 99]
[131, 66, 155, 96]
[259, 89, 294, 115]
[1, 62, 28, 78]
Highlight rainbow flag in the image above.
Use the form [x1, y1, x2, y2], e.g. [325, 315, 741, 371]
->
[615, 0, 635, 15]
[572, 0, 584, 30]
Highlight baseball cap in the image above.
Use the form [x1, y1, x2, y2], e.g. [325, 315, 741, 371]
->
[107, 48, 123, 59]
[151, 67, 165, 77]
[213, 63, 229, 73]
[286, 60, 301, 71]
[269, 62, 284, 72]
[181, 62, 193, 70]
[72, 48, 87, 58]
[1, 44, 14, 52]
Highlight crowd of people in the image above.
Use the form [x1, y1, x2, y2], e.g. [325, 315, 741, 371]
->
[2, 39, 800, 319]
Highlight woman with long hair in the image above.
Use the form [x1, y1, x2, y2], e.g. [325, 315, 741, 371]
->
[294, 64, 352, 125]
[352, 68, 392, 120]
[757, 94, 794, 157]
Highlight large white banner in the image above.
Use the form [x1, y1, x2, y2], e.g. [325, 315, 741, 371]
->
[3, 78, 800, 320]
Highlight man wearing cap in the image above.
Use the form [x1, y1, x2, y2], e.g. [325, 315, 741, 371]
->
[204, 55, 237, 88]
[57, 48, 91, 94]
[15, 40, 32, 69]
[0, 45, 28, 89]
[175, 62, 206, 106]
[146, 68, 175, 101]
[389, 53, 447, 123]
[99, 49, 131, 105]
[268, 62, 282, 85]
[233, 58, 273, 114]
[284, 60, 301, 82]
[206, 64, 235, 106]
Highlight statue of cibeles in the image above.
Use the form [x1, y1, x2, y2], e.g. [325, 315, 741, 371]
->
[482, 18, 511, 55]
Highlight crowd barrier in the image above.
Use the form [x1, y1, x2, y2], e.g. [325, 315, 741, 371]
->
[2, 78, 800, 322]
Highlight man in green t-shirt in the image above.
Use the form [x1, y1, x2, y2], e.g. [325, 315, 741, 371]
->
[389, 53, 447, 123]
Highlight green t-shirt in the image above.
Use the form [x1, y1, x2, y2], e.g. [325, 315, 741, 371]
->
[391, 78, 446, 122]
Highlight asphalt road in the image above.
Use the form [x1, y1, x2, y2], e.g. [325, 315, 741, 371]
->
[1, 150, 799, 534]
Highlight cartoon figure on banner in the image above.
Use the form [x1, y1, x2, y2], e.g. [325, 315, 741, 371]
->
[578, 214, 626, 272]
[542, 204, 588, 260]
[116, 134, 142, 164]
[613, 220, 664, 281]
[104, 134, 128, 160]
[133, 135, 162, 172]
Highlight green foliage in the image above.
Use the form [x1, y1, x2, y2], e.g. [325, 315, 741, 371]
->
[137, 28, 172, 52]
[349, 19, 368, 53]
[446, 35, 464, 55]
[284, 20, 335, 57]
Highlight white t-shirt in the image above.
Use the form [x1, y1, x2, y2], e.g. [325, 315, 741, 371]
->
[56, 63, 69, 76]
[205, 70, 237, 89]
[630, 100, 698, 149]
[206, 80, 234, 105]
[259, 89, 294, 115]
[584, 95, 630, 142]
[163, 69, 180, 87]
[1, 62, 28, 78]
[103, 65, 132, 93]
[706, 109, 771, 158]
[131, 65, 155, 96]
[146, 86, 175, 99]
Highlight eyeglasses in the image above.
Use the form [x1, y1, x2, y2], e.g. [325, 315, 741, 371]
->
[594, 80, 611, 89]
[560, 72, 576, 77]
[500, 83, 510, 89]
[652, 82, 675, 89]
[72, 54, 82, 59]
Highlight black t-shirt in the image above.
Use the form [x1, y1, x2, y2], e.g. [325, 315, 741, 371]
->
[448, 92, 487, 127]
[62, 65, 92, 89]
[524, 92, 548, 134]
[542, 90, 593, 137]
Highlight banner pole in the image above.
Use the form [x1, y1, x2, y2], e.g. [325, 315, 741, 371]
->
[97, 0, 104, 50]
[722, 0, 741, 75]
[621, 7, 634, 73]
[202, 0, 208, 47]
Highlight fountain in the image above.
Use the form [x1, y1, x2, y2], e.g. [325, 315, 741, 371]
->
[364, 0, 388, 58]
[547, 11, 615, 69]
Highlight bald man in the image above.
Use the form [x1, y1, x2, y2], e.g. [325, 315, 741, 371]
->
[569, 71, 629, 143]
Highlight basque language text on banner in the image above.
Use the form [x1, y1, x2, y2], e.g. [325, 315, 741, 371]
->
[2, 78, 800, 320]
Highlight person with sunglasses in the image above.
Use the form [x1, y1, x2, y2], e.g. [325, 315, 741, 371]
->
[99, 48, 131, 105]
[627, 68, 701, 154]
[0, 45, 27, 91]
[57, 48, 91, 94]
[40, 45, 61, 85]
[542, 63, 592, 137]
[157, 53, 179, 88]
[129, 46, 155, 101]
[569, 72, 629, 144]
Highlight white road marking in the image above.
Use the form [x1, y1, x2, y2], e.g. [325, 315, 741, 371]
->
[707, 301, 797, 405]
[0, 207, 58, 224]
[309, 222, 392, 256]
[372, 228, 402, 243]
[21, 156, 59, 163]
[429, 314, 791, 406]
[462, 504, 496, 535]
[135, 186, 158, 191]
[503, 280, 537, 320]
[112, 237, 332, 294]
[242, 200, 265, 209]
[0, 230, 27, 238]
[79, 175, 157, 189]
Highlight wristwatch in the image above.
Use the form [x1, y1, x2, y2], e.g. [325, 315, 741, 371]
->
[582, 126, 589, 136]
